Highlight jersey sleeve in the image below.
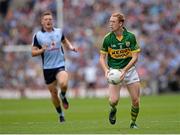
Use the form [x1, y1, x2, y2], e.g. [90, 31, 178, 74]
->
[100, 37, 108, 54]
[32, 34, 42, 49]
[61, 34, 65, 41]
[130, 34, 140, 53]
[60, 28, 65, 41]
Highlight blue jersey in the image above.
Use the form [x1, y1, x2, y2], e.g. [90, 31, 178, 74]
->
[32, 28, 65, 69]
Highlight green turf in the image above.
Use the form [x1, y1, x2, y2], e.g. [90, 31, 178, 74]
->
[0, 94, 180, 134]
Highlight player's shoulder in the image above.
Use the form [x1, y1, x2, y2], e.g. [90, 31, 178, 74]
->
[33, 31, 43, 40]
[36, 30, 42, 35]
[103, 32, 113, 40]
[34, 29, 44, 36]
[32, 30, 40, 39]
[53, 27, 63, 32]
[124, 27, 136, 38]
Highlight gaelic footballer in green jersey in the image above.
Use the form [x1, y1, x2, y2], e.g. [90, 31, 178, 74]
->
[100, 27, 140, 69]
[99, 12, 141, 129]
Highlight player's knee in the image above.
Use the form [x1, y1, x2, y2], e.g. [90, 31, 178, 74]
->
[132, 98, 139, 107]
[109, 97, 118, 106]
[48, 88, 58, 96]
[59, 82, 68, 90]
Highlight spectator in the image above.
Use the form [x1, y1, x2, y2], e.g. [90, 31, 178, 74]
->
[0, 0, 179, 94]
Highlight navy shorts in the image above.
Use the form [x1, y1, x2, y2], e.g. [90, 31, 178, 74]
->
[43, 66, 65, 84]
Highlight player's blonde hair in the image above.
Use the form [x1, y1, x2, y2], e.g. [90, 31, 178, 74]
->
[111, 12, 125, 23]
[41, 10, 53, 19]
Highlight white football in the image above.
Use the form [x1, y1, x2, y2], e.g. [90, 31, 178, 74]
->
[107, 69, 122, 85]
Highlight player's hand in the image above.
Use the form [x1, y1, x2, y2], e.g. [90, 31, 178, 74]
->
[42, 45, 48, 52]
[105, 69, 110, 78]
[119, 69, 126, 81]
[71, 46, 78, 52]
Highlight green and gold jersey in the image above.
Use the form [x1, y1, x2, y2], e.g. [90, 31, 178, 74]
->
[100, 27, 140, 69]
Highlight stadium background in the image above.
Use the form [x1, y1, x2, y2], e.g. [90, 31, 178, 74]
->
[0, 0, 179, 97]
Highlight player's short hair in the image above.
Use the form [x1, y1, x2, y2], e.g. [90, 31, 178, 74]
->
[41, 10, 53, 19]
[111, 12, 125, 23]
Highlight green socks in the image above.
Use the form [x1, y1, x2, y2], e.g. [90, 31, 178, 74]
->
[131, 106, 139, 123]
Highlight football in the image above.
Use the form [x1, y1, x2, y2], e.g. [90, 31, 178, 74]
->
[107, 69, 122, 85]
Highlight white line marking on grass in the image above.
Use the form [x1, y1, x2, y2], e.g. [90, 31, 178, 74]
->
[150, 120, 180, 123]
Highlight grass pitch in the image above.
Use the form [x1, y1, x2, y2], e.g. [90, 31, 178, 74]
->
[0, 94, 180, 134]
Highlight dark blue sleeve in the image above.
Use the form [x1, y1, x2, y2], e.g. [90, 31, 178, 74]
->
[33, 35, 42, 49]
[61, 34, 65, 41]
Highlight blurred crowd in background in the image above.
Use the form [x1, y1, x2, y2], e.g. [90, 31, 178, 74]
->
[0, 0, 180, 95]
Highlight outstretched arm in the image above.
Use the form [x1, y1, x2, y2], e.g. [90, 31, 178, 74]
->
[62, 37, 78, 52]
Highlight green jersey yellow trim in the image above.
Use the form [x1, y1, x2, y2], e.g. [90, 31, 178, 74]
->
[131, 48, 141, 53]
[103, 32, 111, 41]
[100, 50, 108, 54]
[100, 27, 141, 69]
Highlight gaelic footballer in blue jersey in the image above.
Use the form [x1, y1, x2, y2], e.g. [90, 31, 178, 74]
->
[32, 11, 78, 123]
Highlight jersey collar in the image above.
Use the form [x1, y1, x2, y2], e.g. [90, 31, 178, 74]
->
[41, 27, 55, 33]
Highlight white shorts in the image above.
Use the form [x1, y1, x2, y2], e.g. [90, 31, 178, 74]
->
[123, 66, 140, 85]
